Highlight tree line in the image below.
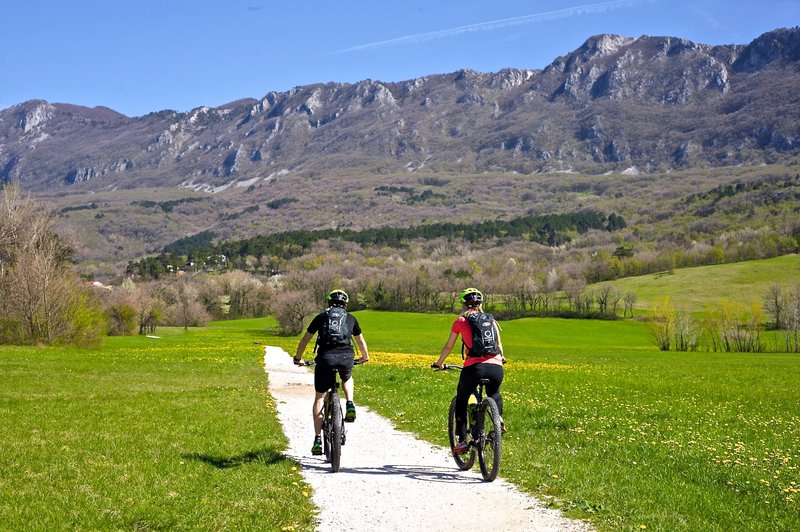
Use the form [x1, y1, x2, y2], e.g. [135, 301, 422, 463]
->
[649, 286, 800, 354]
[127, 210, 626, 279]
[4, 185, 799, 353]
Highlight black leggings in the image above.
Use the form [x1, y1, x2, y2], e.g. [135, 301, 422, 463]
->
[455, 362, 503, 441]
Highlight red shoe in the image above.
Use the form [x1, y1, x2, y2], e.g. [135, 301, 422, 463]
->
[453, 440, 471, 455]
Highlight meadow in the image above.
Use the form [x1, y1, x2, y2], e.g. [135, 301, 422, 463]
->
[277, 311, 800, 531]
[2, 312, 799, 531]
[0, 321, 315, 531]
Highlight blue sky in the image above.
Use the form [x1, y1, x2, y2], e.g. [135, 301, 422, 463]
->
[2, 0, 797, 117]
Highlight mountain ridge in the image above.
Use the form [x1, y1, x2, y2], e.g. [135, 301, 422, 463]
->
[2, 27, 799, 194]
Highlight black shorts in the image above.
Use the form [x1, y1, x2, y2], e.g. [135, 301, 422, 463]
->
[314, 351, 355, 393]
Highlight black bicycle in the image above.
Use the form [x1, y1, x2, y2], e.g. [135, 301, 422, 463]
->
[433, 363, 503, 482]
[297, 359, 362, 473]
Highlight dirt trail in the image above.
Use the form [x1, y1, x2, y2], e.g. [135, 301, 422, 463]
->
[264, 346, 591, 532]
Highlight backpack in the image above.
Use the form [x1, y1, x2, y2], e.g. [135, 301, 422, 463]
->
[315, 306, 352, 353]
[463, 312, 498, 357]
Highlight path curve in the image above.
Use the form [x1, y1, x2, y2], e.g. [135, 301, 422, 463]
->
[264, 346, 591, 532]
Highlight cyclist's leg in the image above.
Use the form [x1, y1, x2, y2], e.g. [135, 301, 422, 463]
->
[480, 364, 504, 416]
[313, 359, 335, 434]
[341, 371, 354, 402]
[456, 368, 479, 440]
[333, 353, 357, 421]
[312, 391, 326, 435]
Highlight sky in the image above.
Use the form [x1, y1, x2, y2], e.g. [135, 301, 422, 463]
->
[2, 0, 798, 117]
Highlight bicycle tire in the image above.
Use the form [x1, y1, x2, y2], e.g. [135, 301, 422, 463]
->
[330, 390, 343, 472]
[448, 396, 475, 470]
[323, 395, 332, 461]
[476, 397, 502, 482]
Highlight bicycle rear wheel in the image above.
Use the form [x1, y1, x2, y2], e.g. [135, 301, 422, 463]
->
[329, 391, 343, 472]
[476, 397, 502, 482]
[448, 396, 475, 470]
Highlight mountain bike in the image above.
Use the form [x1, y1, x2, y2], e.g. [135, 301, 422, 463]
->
[297, 359, 362, 473]
[432, 363, 503, 482]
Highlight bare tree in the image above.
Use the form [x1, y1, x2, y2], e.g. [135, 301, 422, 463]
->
[623, 292, 637, 318]
[564, 279, 586, 312]
[784, 286, 800, 352]
[273, 290, 316, 335]
[596, 285, 612, 314]
[650, 298, 675, 351]
[763, 284, 786, 330]
[1, 185, 104, 346]
[174, 279, 206, 329]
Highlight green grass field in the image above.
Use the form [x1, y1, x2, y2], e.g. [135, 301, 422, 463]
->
[0, 320, 315, 531]
[273, 310, 800, 531]
[3, 308, 799, 531]
[599, 254, 800, 312]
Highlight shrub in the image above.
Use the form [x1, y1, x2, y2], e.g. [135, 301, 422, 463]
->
[106, 303, 138, 336]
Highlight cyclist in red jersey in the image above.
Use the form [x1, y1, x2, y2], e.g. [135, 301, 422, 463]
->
[432, 287, 505, 454]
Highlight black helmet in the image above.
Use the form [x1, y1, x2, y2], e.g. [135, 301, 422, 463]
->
[327, 289, 349, 308]
[459, 287, 483, 307]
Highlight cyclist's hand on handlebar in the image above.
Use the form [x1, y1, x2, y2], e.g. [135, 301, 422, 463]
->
[357, 355, 370, 365]
[431, 362, 444, 370]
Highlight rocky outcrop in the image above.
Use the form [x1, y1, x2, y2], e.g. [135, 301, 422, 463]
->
[16, 100, 54, 133]
[733, 27, 800, 71]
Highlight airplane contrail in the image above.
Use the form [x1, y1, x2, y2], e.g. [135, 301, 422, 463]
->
[332, 0, 642, 54]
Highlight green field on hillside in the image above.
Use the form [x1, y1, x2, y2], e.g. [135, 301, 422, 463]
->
[2, 311, 799, 531]
[599, 254, 800, 312]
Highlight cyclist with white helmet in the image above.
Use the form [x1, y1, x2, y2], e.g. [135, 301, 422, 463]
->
[294, 289, 369, 455]
[432, 287, 505, 455]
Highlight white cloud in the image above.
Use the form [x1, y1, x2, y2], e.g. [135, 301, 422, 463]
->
[332, 0, 644, 54]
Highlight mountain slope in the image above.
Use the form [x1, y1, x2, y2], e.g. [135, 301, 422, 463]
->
[2, 28, 799, 193]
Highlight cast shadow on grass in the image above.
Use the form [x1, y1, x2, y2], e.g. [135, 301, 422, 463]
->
[182, 447, 293, 469]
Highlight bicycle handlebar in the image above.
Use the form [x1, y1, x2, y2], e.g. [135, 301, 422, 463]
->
[430, 363, 463, 371]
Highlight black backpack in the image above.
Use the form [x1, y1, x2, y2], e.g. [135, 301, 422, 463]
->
[315, 306, 352, 353]
[463, 312, 498, 357]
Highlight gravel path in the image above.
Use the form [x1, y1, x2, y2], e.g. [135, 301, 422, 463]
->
[264, 346, 591, 532]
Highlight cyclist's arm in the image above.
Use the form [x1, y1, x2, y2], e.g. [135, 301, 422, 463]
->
[354, 334, 370, 363]
[433, 331, 459, 368]
[294, 331, 314, 363]
[494, 321, 505, 361]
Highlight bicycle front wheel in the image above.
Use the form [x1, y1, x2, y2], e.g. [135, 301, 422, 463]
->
[448, 396, 475, 470]
[329, 391, 343, 472]
[476, 397, 502, 482]
[323, 396, 332, 461]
